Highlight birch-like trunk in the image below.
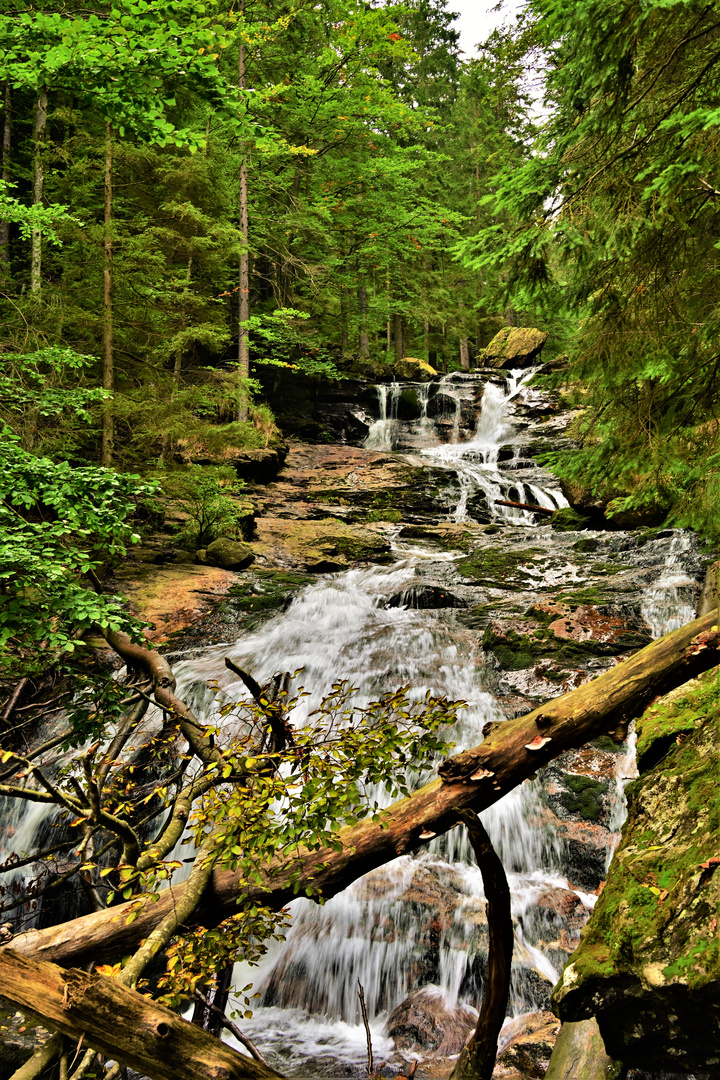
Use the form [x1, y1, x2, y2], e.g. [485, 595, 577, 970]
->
[0, 84, 11, 282]
[30, 89, 47, 293]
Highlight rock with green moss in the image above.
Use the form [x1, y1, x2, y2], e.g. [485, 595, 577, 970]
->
[478, 327, 548, 369]
[392, 357, 438, 382]
[552, 668, 720, 1073]
[552, 507, 594, 532]
[198, 537, 255, 570]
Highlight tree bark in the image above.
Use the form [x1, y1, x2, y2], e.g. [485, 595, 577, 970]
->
[30, 88, 47, 293]
[450, 813, 512, 1080]
[0, 83, 11, 283]
[460, 337, 470, 370]
[7, 610, 720, 970]
[101, 122, 114, 468]
[358, 282, 369, 356]
[393, 312, 403, 362]
[237, 4, 250, 421]
[0, 950, 281, 1080]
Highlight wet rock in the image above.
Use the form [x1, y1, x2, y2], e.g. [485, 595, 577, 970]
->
[393, 357, 438, 382]
[551, 507, 593, 532]
[496, 1011, 561, 1078]
[552, 683, 720, 1073]
[198, 537, 255, 570]
[385, 586, 467, 610]
[0, 1008, 54, 1076]
[698, 558, 720, 617]
[231, 446, 288, 483]
[479, 328, 548, 369]
[543, 1018, 624, 1080]
[603, 496, 669, 530]
[384, 986, 477, 1057]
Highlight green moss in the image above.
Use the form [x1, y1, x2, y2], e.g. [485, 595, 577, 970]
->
[553, 698, 720, 1004]
[635, 667, 720, 771]
[457, 547, 544, 588]
[559, 775, 608, 821]
[365, 508, 402, 522]
[228, 569, 314, 629]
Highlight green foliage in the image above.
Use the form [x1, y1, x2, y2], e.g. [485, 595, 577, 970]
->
[156, 465, 251, 548]
[463, 0, 720, 538]
[151, 677, 462, 1005]
[0, 434, 153, 671]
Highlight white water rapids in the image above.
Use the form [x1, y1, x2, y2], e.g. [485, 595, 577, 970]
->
[0, 368, 704, 1078]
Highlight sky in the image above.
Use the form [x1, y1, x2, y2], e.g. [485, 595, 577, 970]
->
[451, 0, 526, 58]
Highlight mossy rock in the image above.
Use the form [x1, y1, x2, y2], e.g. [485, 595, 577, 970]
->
[552, 507, 594, 532]
[456, 547, 544, 589]
[393, 357, 438, 382]
[635, 667, 720, 772]
[553, 675, 720, 1072]
[478, 326, 548, 369]
[558, 775, 609, 822]
[198, 537, 255, 570]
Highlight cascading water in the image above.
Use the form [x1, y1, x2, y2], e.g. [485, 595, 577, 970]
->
[0, 369, 707, 1077]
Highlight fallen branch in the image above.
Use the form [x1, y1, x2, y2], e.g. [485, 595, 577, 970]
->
[450, 812, 512, 1080]
[0, 949, 281, 1080]
[8, 610, 720, 970]
[494, 498, 555, 515]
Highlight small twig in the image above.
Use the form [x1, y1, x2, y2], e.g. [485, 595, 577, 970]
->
[357, 978, 373, 1078]
[192, 987, 272, 1068]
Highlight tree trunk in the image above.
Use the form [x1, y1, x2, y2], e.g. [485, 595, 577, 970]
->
[0, 950, 281, 1080]
[237, 7, 250, 421]
[340, 288, 348, 353]
[358, 283, 369, 356]
[30, 88, 47, 294]
[450, 813, 512, 1080]
[393, 312, 403, 362]
[101, 122, 114, 468]
[460, 337, 470, 370]
[9, 609, 720, 971]
[0, 83, 11, 282]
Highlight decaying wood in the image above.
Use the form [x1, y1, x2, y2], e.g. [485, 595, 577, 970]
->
[450, 812, 512, 1080]
[0, 949, 281, 1080]
[7, 610, 720, 971]
[493, 498, 555, 515]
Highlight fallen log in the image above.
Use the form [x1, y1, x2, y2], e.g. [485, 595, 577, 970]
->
[494, 498, 556, 515]
[6, 610, 720, 971]
[0, 949, 281, 1080]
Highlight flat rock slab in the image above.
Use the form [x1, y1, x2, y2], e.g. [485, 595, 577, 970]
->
[112, 563, 237, 643]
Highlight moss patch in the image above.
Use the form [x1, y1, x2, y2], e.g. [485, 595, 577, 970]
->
[559, 775, 608, 822]
[457, 547, 544, 588]
[553, 686, 720, 1009]
[635, 667, 720, 772]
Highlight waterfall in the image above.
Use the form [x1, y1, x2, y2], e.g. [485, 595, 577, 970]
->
[0, 367, 706, 1078]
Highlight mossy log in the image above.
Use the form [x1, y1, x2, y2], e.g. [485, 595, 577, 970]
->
[5, 612, 720, 972]
[0, 949, 281, 1080]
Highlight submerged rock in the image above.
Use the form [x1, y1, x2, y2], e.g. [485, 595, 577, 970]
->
[479, 327, 548, 369]
[384, 986, 477, 1057]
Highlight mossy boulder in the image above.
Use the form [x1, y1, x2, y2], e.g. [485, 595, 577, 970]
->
[198, 537, 255, 570]
[552, 668, 720, 1073]
[478, 326, 548, 369]
[392, 356, 438, 382]
[552, 507, 594, 532]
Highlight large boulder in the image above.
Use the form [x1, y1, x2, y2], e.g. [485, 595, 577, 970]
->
[479, 327, 548, 369]
[552, 668, 720, 1073]
[392, 357, 438, 382]
[197, 537, 255, 570]
[384, 986, 476, 1057]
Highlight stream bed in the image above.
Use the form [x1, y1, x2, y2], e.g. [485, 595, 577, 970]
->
[0, 368, 708, 1078]
[169, 371, 705, 1076]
